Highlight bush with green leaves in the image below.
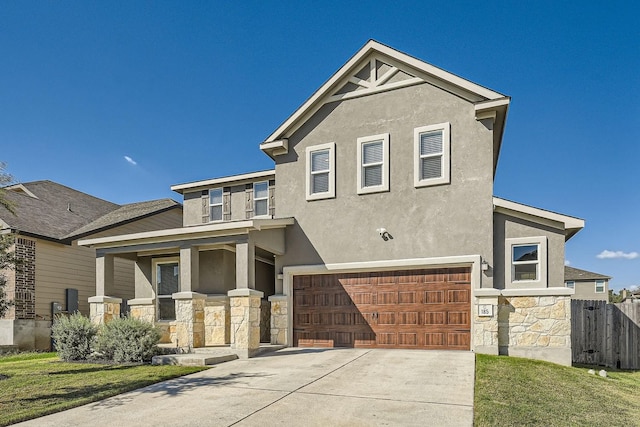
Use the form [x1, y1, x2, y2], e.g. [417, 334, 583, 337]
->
[51, 312, 98, 361]
[95, 316, 161, 363]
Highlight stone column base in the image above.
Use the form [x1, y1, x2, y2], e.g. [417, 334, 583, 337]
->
[128, 298, 155, 324]
[229, 289, 263, 358]
[204, 295, 230, 346]
[473, 290, 500, 355]
[88, 296, 122, 325]
[172, 292, 206, 351]
[268, 294, 288, 345]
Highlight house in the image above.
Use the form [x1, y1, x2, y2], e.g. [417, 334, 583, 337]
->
[564, 266, 611, 301]
[79, 40, 584, 365]
[620, 288, 640, 303]
[0, 180, 182, 350]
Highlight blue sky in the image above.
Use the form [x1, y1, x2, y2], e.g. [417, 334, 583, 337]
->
[1, 1, 638, 290]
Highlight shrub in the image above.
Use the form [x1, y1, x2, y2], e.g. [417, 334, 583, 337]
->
[95, 317, 161, 363]
[51, 313, 98, 361]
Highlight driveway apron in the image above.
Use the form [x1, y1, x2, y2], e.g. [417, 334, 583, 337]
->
[14, 348, 475, 426]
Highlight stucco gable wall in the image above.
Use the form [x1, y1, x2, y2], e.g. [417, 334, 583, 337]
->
[571, 280, 608, 301]
[493, 212, 565, 290]
[275, 82, 495, 278]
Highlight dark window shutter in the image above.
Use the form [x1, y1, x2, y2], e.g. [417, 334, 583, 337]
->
[245, 187, 253, 219]
[223, 190, 231, 221]
[201, 192, 209, 223]
[268, 183, 275, 217]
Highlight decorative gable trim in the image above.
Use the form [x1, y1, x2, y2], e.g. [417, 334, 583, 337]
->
[261, 40, 507, 151]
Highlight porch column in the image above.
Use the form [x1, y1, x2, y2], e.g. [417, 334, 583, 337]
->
[95, 253, 115, 296]
[228, 289, 263, 358]
[89, 253, 121, 325]
[179, 246, 199, 292]
[235, 241, 255, 289]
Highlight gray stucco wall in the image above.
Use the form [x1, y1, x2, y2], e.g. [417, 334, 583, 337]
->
[274, 81, 495, 284]
[197, 249, 236, 294]
[493, 212, 566, 289]
[571, 280, 609, 301]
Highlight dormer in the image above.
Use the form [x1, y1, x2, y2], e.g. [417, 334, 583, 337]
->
[171, 170, 275, 227]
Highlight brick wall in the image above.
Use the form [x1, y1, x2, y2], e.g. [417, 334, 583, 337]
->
[14, 238, 36, 319]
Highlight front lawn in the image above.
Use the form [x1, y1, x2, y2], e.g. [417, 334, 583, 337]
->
[475, 354, 640, 426]
[0, 352, 207, 426]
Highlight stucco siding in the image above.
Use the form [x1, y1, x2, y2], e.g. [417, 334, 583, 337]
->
[274, 82, 495, 282]
[183, 191, 203, 226]
[571, 280, 609, 301]
[493, 212, 565, 289]
[197, 249, 236, 294]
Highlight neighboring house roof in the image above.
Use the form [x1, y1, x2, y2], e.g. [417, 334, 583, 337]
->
[564, 266, 612, 281]
[260, 39, 510, 176]
[66, 199, 181, 239]
[493, 197, 585, 241]
[0, 180, 180, 243]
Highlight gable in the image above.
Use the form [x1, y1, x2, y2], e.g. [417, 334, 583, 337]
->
[260, 40, 510, 174]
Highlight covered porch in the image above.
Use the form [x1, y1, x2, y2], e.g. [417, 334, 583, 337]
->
[79, 218, 293, 358]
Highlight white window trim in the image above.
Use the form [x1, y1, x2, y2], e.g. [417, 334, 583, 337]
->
[253, 181, 270, 218]
[209, 188, 223, 222]
[152, 257, 179, 321]
[357, 133, 389, 194]
[306, 142, 336, 201]
[505, 236, 548, 287]
[595, 280, 605, 293]
[414, 122, 451, 188]
[565, 281, 575, 289]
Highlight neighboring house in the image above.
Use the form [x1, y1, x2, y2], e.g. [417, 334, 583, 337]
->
[564, 266, 611, 301]
[0, 180, 182, 350]
[621, 288, 640, 303]
[80, 40, 584, 365]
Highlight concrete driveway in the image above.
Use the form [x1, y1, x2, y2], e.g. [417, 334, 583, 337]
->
[16, 348, 475, 426]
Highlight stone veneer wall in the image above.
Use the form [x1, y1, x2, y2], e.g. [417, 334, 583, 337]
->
[204, 297, 230, 346]
[473, 297, 498, 353]
[268, 295, 288, 345]
[129, 304, 155, 324]
[89, 301, 120, 325]
[498, 295, 571, 365]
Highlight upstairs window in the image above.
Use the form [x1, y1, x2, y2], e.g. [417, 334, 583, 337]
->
[254, 181, 269, 217]
[414, 123, 450, 187]
[595, 280, 605, 293]
[512, 244, 539, 281]
[565, 281, 575, 289]
[505, 236, 548, 287]
[357, 133, 389, 194]
[209, 188, 223, 222]
[306, 142, 335, 200]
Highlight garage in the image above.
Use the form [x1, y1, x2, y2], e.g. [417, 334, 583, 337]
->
[293, 267, 471, 350]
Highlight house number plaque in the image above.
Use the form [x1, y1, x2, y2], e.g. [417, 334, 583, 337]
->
[478, 304, 493, 317]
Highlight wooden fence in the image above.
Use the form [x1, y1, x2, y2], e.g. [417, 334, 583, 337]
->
[571, 300, 640, 369]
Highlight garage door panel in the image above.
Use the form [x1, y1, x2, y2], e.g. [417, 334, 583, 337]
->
[293, 268, 471, 350]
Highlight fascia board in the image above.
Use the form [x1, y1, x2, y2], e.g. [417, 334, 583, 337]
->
[171, 170, 275, 194]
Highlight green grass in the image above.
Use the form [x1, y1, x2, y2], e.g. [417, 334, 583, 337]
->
[475, 354, 640, 426]
[0, 352, 207, 426]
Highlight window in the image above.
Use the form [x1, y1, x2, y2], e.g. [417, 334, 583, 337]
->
[306, 142, 335, 200]
[155, 260, 179, 321]
[512, 244, 539, 281]
[254, 181, 269, 217]
[565, 281, 575, 289]
[209, 188, 223, 222]
[505, 236, 548, 287]
[357, 133, 389, 194]
[414, 122, 450, 187]
[595, 280, 605, 293]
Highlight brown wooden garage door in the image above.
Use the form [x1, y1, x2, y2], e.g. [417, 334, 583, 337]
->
[293, 268, 471, 350]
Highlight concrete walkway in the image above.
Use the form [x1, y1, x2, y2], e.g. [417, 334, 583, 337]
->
[15, 348, 475, 426]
